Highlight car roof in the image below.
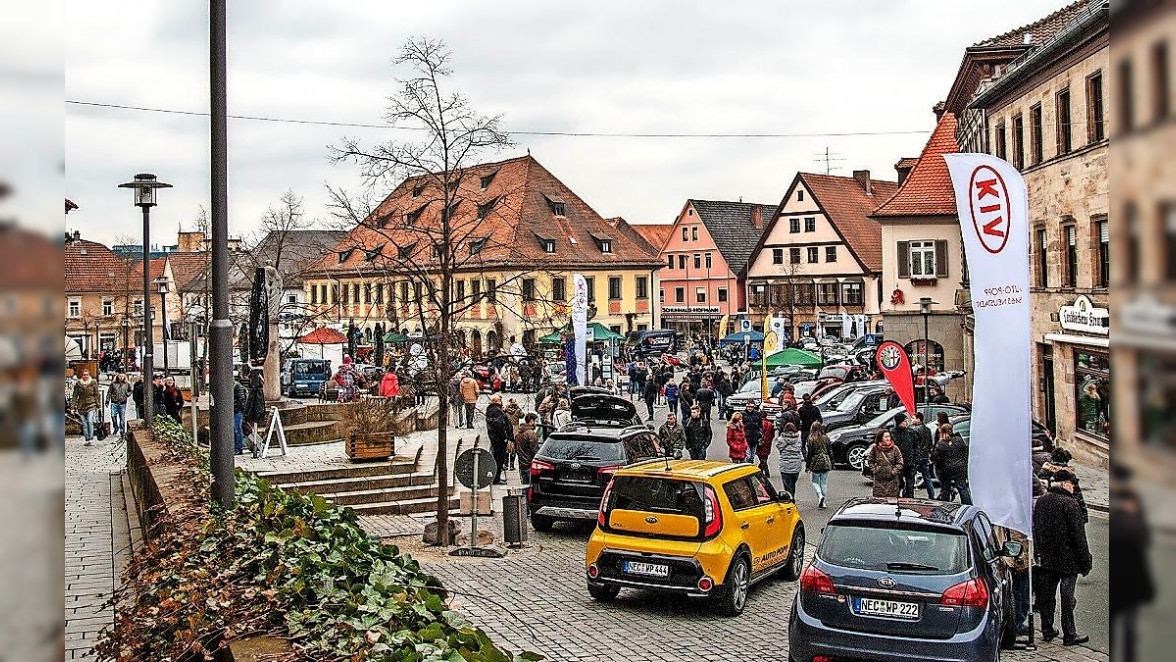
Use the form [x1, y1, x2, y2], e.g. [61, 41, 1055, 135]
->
[615, 458, 758, 481]
[547, 423, 651, 441]
[830, 497, 974, 531]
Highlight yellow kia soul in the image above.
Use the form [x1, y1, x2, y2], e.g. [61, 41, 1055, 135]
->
[585, 459, 805, 616]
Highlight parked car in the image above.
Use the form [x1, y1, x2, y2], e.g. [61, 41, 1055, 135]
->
[816, 383, 896, 431]
[568, 387, 645, 427]
[627, 329, 677, 358]
[949, 414, 1054, 450]
[587, 460, 805, 615]
[790, 497, 1020, 661]
[826, 404, 971, 471]
[722, 378, 780, 420]
[281, 358, 331, 398]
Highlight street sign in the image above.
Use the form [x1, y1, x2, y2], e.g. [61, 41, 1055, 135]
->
[454, 447, 497, 490]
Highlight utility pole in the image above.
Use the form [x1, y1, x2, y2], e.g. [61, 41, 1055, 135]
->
[209, 0, 234, 508]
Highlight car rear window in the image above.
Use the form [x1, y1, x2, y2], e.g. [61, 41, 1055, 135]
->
[609, 477, 703, 516]
[539, 436, 625, 462]
[818, 524, 969, 574]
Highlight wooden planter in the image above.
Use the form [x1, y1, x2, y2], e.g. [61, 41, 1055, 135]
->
[345, 432, 395, 461]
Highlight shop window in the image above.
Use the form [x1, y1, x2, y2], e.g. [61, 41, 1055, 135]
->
[1139, 352, 1176, 452]
[904, 339, 945, 373]
[1075, 350, 1110, 440]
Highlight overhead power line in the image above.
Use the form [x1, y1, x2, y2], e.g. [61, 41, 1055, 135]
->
[66, 99, 930, 140]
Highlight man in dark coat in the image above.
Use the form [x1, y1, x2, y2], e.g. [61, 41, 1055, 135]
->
[657, 411, 686, 458]
[642, 378, 659, 422]
[891, 414, 918, 496]
[485, 394, 514, 485]
[905, 411, 936, 499]
[798, 394, 822, 443]
[741, 402, 763, 463]
[684, 405, 712, 460]
[693, 384, 715, 421]
[1033, 470, 1092, 646]
[1111, 476, 1154, 661]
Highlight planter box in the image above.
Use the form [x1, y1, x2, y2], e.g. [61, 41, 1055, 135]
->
[346, 432, 395, 461]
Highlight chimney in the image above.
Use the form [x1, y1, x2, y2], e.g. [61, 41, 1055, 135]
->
[750, 205, 763, 229]
[852, 170, 872, 195]
[895, 159, 915, 186]
[933, 100, 946, 122]
[177, 230, 206, 252]
[71, 229, 81, 242]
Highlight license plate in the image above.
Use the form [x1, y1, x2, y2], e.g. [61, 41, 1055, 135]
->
[853, 597, 920, 620]
[562, 473, 594, 484]
[623, 561, 670, 578]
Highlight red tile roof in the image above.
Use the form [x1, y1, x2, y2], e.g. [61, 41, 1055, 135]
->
[628, 223, 674, 253]
[64, 238, 136, 293]
[0, 225, 62, 289]
[972, 0, 1087, 48]
[795, 173, 898, 272]
[871, 113, 961, 219]
[166, 252, 210, 291]
[310, 155, 662, 277]
[896, 157, 920, 170]
[298, 327, 348, 344]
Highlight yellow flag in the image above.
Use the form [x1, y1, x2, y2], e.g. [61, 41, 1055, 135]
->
[763, 328, 779, 354]
[762, 331, 778, 401]
[717, 314, 729, 341]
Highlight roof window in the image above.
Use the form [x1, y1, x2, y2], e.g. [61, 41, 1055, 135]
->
[337, 248, 354, 263]
[468, 237, 488, 255]
[477, 197, 499, 220]
[480, 172, 497, 190]
[545, 195, 567, 217]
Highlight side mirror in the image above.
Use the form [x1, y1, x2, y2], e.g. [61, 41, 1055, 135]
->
[777, 491, 794, 504]
[645, 422, 656, 430]
[1001, 540, 1024, 558]
[673, 450, 683, 460]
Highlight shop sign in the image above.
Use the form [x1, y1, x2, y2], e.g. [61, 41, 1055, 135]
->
[1059, 295, 1109, 335]
[662, 305, 720, 315]
[1121, 294, 1176, 335]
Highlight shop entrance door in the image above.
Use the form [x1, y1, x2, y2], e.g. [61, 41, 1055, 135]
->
[1040, 343, 1056, 434]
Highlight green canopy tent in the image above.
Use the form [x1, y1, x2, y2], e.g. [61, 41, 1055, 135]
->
[538, 322, 624, 344]
[762, 347, 823, 368]
[382, 331, 409, 343]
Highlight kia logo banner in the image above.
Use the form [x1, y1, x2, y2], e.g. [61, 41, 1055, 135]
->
[875, 341, 915, 416]
[946, 153, 1032, 539]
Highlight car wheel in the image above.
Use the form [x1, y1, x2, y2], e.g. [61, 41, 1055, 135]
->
[587, 582, 620, 602]
[780, 527, 806, 581]
[530, 514, 555, 532]
[845, 443, 869, 472]
[716, 555, 751, 616]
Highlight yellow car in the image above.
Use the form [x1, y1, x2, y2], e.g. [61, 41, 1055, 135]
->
[585, 459, 805, 616]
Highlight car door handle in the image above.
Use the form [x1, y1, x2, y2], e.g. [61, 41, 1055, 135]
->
[740, 522, 750, 530]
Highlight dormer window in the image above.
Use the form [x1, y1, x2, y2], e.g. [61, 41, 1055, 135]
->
[397, 242, 416, 260]
[480, 171, 497, 190]
[545, 195, 567, 217]
[468, 237, 487, 255]
[411, 183, 425, 198]
[535, 233, 557, 253]
[337, 248, 354, 264]
[363, 245, 384, 262]
[590, 234, 613, 254]
[476, 197, 498, 220]
[406, 205, 427, 226]
[445, 201, 461, 220]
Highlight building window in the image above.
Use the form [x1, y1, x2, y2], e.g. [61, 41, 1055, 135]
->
[692, 226, 699, 241]
[841, 281, 863, 305]
[471, 280, 482, 302]
[693, 253, 701, 269]
[1166, 203, 1176, 282]
[682, 226, 689, 241]
[331, 284, 339, 304]
[600, 239, 612, 254]
[364, 283, 372, 304]
[1056, 88, 1072, 155]
[522, 278, 535, 302]
[311, 286, 318, 305]
[1119, 58, 1135, 134]
[340, 284, 348, 304]
[636, 276, 648, 299]
[660, 289, 665, 303]
[789, 218, 800, 233]
[456, 280, 466, 302]
[705, 252, 712, 269]
[585, 277, 595, 304]
[667, 254, 674, 270]
[717, 287, 728, 303]
[1064, 224, 1079, 288]
[751, 284, 765, 307]
[678, 255, 687, 270]
[320, 284, 327, 304]
[1095, 219, 1109, 288]
[353, 283, 361, 304]
[804, 217, 816, 232]
[909, 240, 937, 277]
[797, 190, 804, 202]
[1075, 350, 1110, 441]
[1036, 227, 1050, 288]
[68, 298, 81, 318]
[399, 282, 409, 305]
[480, 172, 496, 190]
[1087, 70, 1105, 143]
[772, 248, 784, 265]
[1011, 113, 1024, 170]
[609, 276, 622, 300]
[102, 299, 113, 316]
[806, 247, 819, 263]
[1155, 41, 1170, 121]
[1029, 103, 1043, 165]
[995, 121, 1007, 160]
[790, 247, 801, 264]
[696, 287, 706, 303]
[375, 283, 384, 304]
[825, 246, 837, 263]
[817, 282, 838, 305]
[674, 287, 685, 303]
[540, 238, 556, 253]
[552, 277, 566, 302]
[549, 201, 566, 217]
[486, 279, 497, 303]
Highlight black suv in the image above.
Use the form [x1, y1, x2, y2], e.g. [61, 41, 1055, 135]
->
[817, 383, 897, 431]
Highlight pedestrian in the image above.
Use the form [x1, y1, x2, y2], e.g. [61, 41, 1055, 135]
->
[485, 394, 513, 484]
[108, 372, 130, 438]
[1111, 476, 1154, 661]
[756, 414, 774, 477]
[71, 369, 100, 445]
[551, 398, 572, 430]
[742, 402, 763, 463]
[904, 412, 937, 499]
[679, 380, 694, 421]
[891, 414, 918, 496]
[684, 405, 711, 460]
[694, 383, 715, 421]
[504, 397, 524, 470]
[515, 413, 540, 484]
[867, 429, 904, 498]
[770, 376, 787, 398]
[379, 366, 400, 398]
[716, 372, 733, 413]
[726, 412, 749, 463]
[776, 422, 803, 498]
[1033, 469, 1092, 646]
[460, 372, 479, 429]
[932, 423, 972, 504]
[658, 411, 686, 459]
[233, 372, 248, 455]
[335, 356, 358, 403]
[643, 377, 659, 422]
[806, 422, 833, 509]
[664, 380, 679, 415]
[996, 526, 1033, 637]
[162, 377, 184, 423]
[779, 384, 797, 410]
[132, 374, 145, 419]
[798, 393, 822, 443]
[447, 374, 463, 427]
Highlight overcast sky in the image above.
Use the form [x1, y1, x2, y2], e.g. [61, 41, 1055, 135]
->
[62, 0, 1066, 246]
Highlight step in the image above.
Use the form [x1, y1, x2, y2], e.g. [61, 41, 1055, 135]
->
[347, 494, 461, 516]
[322, 484, 440, 506]
[282, 471, 435, 495]
[283, 421, 341, 446]
[255, 460, 416, 485]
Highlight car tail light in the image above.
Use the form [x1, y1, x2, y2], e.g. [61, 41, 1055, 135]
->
[597, 465, 624, 476]
[702, 486, 722, 538]
[530, 459, 555, 476]
[812, 656, 834, 662]
[598, 480, 615, 528]
[941, 578, 989, 607]
[697, 576, 713, 592]
[799, 565, 836, 595]
[587, 564, 600, 579]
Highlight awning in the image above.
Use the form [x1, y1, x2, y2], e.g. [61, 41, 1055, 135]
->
[719, 330, 765, 345]
[538, 322, 624, 343]
[382, 331, 408, 343]
[1042, 333, 1109, 349]
[762, 347, 823, 368]
[297, 327, 348, 344]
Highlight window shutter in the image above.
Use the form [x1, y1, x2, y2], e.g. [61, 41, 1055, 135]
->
[897, 241, 910, 278]
[935, 240, 949, 278]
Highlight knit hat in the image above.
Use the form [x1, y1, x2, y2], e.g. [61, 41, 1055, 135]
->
[894, 412, 908, 425]
[1053, 469, 1077, 484]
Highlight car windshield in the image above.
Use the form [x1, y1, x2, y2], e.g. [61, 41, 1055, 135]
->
[738, 380, 761, 394]
[608, 477, 704, 516]
[819, 524, 969, 574]
[294, 362, 327, 375]
[539, 436, 625, 462]
[834, 390, 870, 413]
[814, 383, 852, 407]
[818, 366, 849, 381]
[865, 407, 904, 428]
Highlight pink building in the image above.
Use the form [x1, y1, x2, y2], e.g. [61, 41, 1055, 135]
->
[657, 199, 774, 336]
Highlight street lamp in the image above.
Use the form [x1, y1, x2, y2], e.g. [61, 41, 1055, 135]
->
[119, 173, 171, 427]
[121, 317, 131, 374]
[918, 296, 936, 416]
[154, 276, 171, 377]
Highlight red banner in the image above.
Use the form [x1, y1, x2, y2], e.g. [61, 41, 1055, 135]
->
[875, 341, 916, 416]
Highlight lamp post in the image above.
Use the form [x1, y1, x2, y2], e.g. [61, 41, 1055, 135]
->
[121, 317, 131, 374]
[119, 173, 171, 427]
[154, 277, 171, 377]
[918, 297, 936, 417]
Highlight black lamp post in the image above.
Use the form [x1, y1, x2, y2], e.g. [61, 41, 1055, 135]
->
[119, 173, 170, 427]
[918, 296, 936, 415]
[121, 317, 131, 374]
[154, 276, 171, 377]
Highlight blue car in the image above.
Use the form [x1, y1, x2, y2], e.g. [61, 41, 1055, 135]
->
[789, 497, 1020, 662]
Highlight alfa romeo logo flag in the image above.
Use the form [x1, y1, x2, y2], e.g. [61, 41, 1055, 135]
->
[945, 153, 1033, 538]
[875, 341, 915, 416]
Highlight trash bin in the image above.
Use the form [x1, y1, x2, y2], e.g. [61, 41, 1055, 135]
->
[501, 491, 528, 546]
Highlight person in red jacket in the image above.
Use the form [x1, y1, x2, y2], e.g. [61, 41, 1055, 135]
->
[379, 367, 400, 398]
[726, 413, 749, 463]
[757, 415, 775, 477]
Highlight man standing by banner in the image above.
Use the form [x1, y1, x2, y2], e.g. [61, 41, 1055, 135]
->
[945, 153, 1033, 539]
[571, 274, 588, 387]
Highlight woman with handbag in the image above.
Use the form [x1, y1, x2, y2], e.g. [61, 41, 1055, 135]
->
[868, 429, 904, 498]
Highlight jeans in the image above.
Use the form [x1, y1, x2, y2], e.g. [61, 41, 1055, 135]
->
[80, 409, 96, 441]
[939, 474, 973, 505]
[645, 400, 655, 420]
[233, 410, 245, 454]
[811, 471, 829, 500]
[903, 460, 937, 499]
[779, 471, 800, 498]
[451, 403, 463, 427]
[687, 446, 706, 460]
[519, 463, 532, 485]
[1013, 569, 1030, 632]
[110, 403, 127, 436]
[1038, 570, 1079, 639]
[464, 403, 476, 429]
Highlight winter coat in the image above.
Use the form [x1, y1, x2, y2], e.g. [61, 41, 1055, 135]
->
[757, 419, 774, 459]
[379, 372, 400, 398]
[694, 387, 715, 407]
[684, 417, 712, 452]
[742, 409, 763, 446]
[717, 378, 734, 398]
[72, 378, 100, 413]
[233, 381, 248, 414]
[775, 409, 800, 434]
[658, 422, 686, 456]
[806, 433, 834, 474]
[798, 403, 822, 438]
[485, 403, 514, 444]
[911, 423, 934, 465]
[725, 424, 749, 461]
[892, 426, 917, 469]
[1111, 496, 1155, 614]
[932, 433, 969, 477]
[132, 381, 145, 411]
[504, 402, 524, 436]
[515, 423, 540, 467]
[643, 379, 659, 404]
[868, 444, 904, 497]
[448, 378, 462, 406]
[108, 380, 131, 405]
[459, 377, 480, 404]
[1033, 486, 1093, 576]
[163, 386, 184, 421]
[664, 383, 679, 404]
[775, 431, 804, 474]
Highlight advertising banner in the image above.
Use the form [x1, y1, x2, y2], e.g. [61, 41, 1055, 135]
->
[945, 153, 1033, 537]
[875, 341, 916, 416]
[571, 274, 588, 387]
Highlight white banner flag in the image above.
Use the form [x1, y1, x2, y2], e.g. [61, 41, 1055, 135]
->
[572, 274, 588, 386]
[945, 153, 1033, 538]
